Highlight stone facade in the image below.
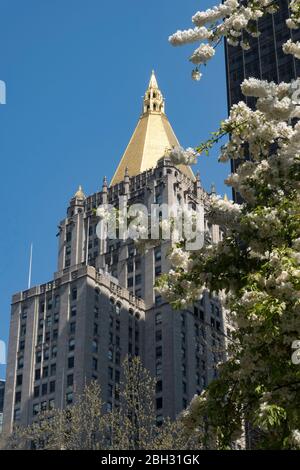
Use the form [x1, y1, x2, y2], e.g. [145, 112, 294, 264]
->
[3, 72, 230, 434]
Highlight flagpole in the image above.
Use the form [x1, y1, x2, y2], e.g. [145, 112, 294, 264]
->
[28, 243, 33, 289]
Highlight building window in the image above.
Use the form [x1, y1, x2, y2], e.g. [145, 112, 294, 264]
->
[34, 386, 40, 398]
[67, 374, 74, 387]
[68, 357, 74, 369]
[154, 247, 161, 262]
[135, 274, 141, 285]
[43, 348, 50, 361]
[50, 364, 56, 376]
[108, 350, 113, 361]
[66, 392, 73, 405]
[94, 306, 99, 318]
[155, 330, 162, 342]
[93, 323, 98, 335]
[70, 322, 76, 334]
[155, 312, 162, 325]
[127, 277, 133, 288]
[135, 289, 142, 298]
[108, 367, 113, 380]
[43, 366, 49, 378]
[115, 351, 121, 366]
[52, 329, 58, 341]
[20, 325, 26, 336]
[71, 287, 77, 301]
[14, 409, 21, 422]
[156, 397, 163, 410]
[156, 380, 163, 393]
[41, 401, 47, 412]
[115, 370, 120, 383]
[106, 402, 112, 412]
[36, 351, 42, 364]
[42, 383, 48, 396]
[35, 369, 41, 380]
[156, 346, 162, 359]
[70, 306, 77, 317]
[92, 340, 98, 354]
[21, 308, 28, 320]
[49, 381, 56, 394]
[33, 403, 41, 416]
[156, 362, 162, 376]
[15, 391, 22, 404]
[49, 399, 55, 410]
[182, 381, 187, 394]
[92, 358, 98, 371]
[69, 338, 75, 352]
[51, 346, 58, 358]
[16, 374, 23, 387]
[128, 261, 134, 274]
[155, 266, 161, 277]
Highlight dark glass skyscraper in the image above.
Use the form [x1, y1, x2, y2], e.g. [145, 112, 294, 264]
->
[225, 0, 300, 201]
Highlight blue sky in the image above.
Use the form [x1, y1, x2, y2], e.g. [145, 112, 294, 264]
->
[0, 0, 229, 380]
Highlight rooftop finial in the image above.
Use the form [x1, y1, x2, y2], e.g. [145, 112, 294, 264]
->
[143, 70, 165, 115]
[148, 70, 158, 89]
[211, 183, 216, 195]
[74, 185, 85, 199]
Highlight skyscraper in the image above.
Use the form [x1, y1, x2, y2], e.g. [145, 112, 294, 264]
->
[225, 0, 300, 201]
[3, 72, 229, 435]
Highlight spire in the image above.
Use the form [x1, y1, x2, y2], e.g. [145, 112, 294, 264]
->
[110, 71, 195, 186]
[143, 70, 165, 115]
[148, 70, 158, 89]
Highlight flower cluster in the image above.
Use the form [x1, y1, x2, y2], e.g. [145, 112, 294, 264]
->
[283, 39, 300, 60]
[190, 44, 215, 65]
[169, 27, 212, 46]
[169, 0, 300, 78]
[168, 146, 199, 165]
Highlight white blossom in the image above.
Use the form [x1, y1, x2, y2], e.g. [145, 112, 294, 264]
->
[168, 146, 199, 165]
[169, 27, 212, 46]
[190, 43, 215, 65]
[283, 39, 300, 59]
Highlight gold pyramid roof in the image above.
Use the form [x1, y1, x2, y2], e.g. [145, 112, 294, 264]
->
[110, 71, 195, 186]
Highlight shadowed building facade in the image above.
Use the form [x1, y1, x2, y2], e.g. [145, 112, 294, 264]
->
[3, 72, 230, 434]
